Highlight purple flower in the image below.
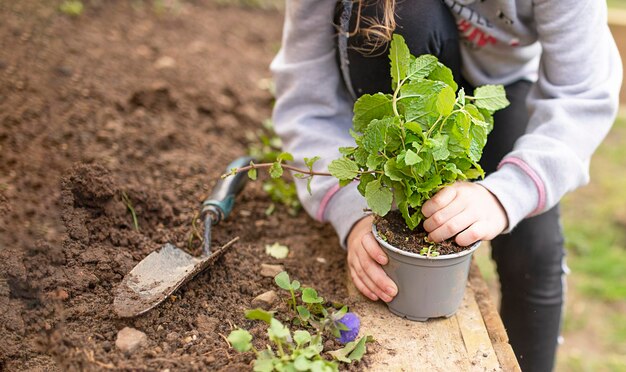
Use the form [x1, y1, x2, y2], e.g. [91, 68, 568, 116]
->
[337, 312, 360, 344]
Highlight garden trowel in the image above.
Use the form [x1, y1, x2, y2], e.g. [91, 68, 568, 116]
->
[114, 156, 253, 317]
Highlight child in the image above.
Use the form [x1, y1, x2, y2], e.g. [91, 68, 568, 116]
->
[270, 0, 622, 370]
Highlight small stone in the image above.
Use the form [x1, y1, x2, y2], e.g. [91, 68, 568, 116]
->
[316, 257, 327, 264]
[260, 264, 283, 278]
[154, 56, 176, 69]
[483, 352, 489, 357]
[251, 290, 278, 309]
[115, 327, 148, 354]
[156, 325, 164, 331]
[183, 336, 193, 344]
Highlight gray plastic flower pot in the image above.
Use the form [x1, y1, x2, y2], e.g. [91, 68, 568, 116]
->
[372, 225, 480, 322]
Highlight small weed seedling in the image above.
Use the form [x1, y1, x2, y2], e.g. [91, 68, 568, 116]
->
[227, 271, 373, 371]
[120, 191, 140, 231]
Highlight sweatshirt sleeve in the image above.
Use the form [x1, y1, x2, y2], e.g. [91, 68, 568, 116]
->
[270, 0, 369, 247]
[478, 0, 622, 232]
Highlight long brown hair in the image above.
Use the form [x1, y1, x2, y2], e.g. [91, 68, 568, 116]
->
[351, 0, 397, 55]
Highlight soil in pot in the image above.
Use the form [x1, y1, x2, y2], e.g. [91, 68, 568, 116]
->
[374, 211, 469, 256]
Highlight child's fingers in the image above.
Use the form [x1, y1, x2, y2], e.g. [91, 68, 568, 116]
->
[455, 221, 484, 247]
[350, 259, 385, 301]
[421, 185, 457, 218]
[361, 232, 388, 265]
[354, 253, 395, 302]
[356, 248, 397, 300]
[428, 210, 476, 242]
[349, 268, 378, 301]
[422, 197, 466, 233]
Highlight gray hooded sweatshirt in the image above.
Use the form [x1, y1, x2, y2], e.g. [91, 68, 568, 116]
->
[270, 0, 623, 246]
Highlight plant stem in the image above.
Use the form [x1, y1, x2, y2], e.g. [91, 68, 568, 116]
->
[223, 163, 383, 179]
[225, 163, 333, 178]
[290, 289, 297, 314]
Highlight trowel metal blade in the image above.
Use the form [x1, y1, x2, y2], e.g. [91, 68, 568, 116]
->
[114, 238, 238, 318]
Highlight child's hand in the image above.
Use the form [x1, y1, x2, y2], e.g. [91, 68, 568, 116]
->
[346, 216, 398, 303]
[422, 182, 508, 246]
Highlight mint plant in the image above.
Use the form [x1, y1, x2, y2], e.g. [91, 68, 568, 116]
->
[227, 34, 509, 230]
[227, 271, 373, 371]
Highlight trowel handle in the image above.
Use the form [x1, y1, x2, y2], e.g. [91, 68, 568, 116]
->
[201, 156, 254, 224]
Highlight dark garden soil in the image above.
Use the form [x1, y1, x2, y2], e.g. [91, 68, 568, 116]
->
[375, 211, 467, 256]
[0, 1, 371, 370]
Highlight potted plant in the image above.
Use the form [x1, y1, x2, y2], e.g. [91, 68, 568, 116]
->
[228, 34, 509, 321]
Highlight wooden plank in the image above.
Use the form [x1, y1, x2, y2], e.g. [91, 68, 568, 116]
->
[469, 262, 521, 371]
[456, 287, 501, 371]
[346, 269, 506, 371]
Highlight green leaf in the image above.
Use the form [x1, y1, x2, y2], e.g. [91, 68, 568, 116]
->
[352, 93, 394, 133]
[468, 123, 489, 163]
[430, 134, 450, 161]
[384, 158, 405, 181]
[406, 54, 438, 81]
[306, 178, 313, 195]
[366, 153, 385, 170]
[356, 173, 375, 197]
[227, 329, 252, 352]
[365, 180, 393, 216]
[389, 34, 411, 90]
[404, 149, 421, 165]
[293, 330, 312, 346]
[297, 305, 311, 321]
[269, 162, 283, 179]
[347, 335, 373, 362]
[304, 156, 320, 169]
[363, 119, 387, 153]
[253, 350, 276, 372]
[294, 355, 312, 371]
[274, 271, 291, 290]
[248, 168, 257, 181]
[353, 147, 369, 166]
[473, 85, 510, 112]
[245, 308, 275, 324]
[328, 335, 373, 363]
[265, 242, 289, 259]
[301, 288, 324, 304]
[428, 62, 458, 91]
[338, 147, 356, 156]
[328, 158, 359, 180]
[436, 85, 456, 116]
[404, 121, 423, 134]
[268, 318, 290, 340]
[416, 174, 442, 192]
[291, 280, 301, 291]
[277, 152, 294, 162]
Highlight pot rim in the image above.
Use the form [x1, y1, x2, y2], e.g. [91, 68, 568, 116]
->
[372, 224, 480, 260]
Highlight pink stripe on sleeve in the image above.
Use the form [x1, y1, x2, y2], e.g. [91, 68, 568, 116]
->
[316, 183, 341, 221]
[498, 157, 546, 216]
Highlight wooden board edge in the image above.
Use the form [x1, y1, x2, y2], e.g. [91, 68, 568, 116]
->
[469, 261, 521, 372]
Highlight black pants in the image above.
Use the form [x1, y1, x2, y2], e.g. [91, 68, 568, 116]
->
[341, 1, 566, 371]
